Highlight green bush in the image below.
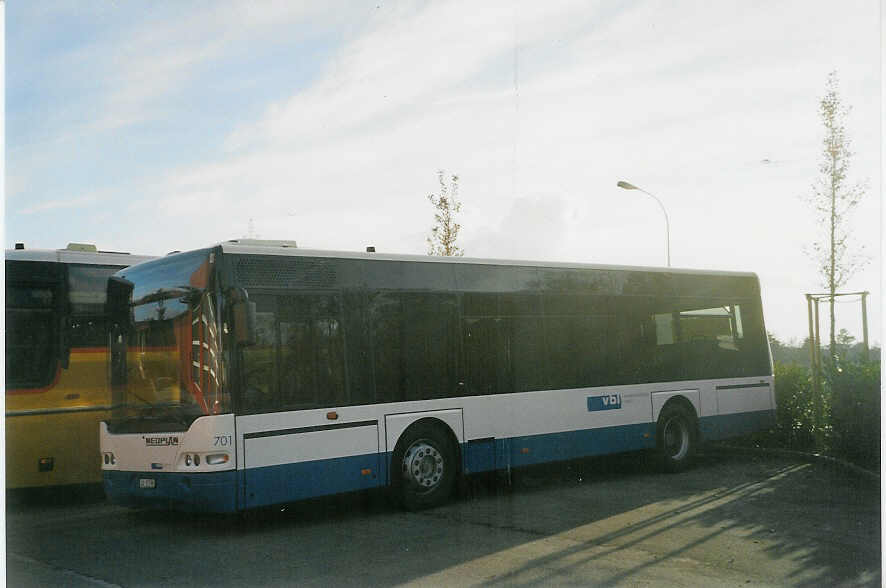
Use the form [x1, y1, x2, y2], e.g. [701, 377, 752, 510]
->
[771, 361, 830, 452]
[755, 335, 879, 471]
[828, 360, 880, 471]
[746, 358, 880, 471]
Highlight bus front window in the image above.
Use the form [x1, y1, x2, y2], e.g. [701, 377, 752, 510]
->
[107, 250, 229, 433]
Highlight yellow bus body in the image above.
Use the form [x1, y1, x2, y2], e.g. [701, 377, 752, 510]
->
[5, 245, 155, 490]
[5, 346, 185, 488]
[6, 348, 110, 488]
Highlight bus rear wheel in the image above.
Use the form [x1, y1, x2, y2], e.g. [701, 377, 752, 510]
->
[392, 422, 456, 511]
[656, 404, 696, 473]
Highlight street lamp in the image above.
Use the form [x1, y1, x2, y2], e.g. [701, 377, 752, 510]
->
[616, 180, 671, 267]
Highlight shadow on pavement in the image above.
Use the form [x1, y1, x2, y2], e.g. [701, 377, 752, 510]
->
[6, 451, 880, 586]
[6, 483, 106, 510]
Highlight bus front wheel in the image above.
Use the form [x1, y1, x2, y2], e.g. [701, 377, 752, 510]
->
[392, 422, 457, 511]
[656, 404, 697, 473]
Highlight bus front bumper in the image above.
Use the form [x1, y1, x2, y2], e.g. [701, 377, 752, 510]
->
[103, 470, 238, 513]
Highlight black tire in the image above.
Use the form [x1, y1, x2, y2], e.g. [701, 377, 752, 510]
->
[656, 404, 697, 473]
[391, 421, 457, 511]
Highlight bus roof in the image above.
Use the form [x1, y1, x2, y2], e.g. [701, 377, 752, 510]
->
[218, 239, 758, 279]
[5, 246, 155, 266]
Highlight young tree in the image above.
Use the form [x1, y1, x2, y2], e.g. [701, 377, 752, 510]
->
[806, 71, 867, 363]
[426, 170, 464, 256]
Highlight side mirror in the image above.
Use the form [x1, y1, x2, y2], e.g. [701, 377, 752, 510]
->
[233, 300, 257, 347]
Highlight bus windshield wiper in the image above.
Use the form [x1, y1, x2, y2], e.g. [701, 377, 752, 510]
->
[155, 403, 192, 427]
[133, 286, 201, 306]
[125, 388, 155, 409]
[120, 402, 192, 428]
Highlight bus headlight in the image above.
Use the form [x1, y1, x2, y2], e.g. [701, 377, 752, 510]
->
[181, 453, 205, 467]
[206, 453, 229, 465]
[102, 452, 116, 466]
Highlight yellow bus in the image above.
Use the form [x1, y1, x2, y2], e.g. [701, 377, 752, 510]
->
[5, 243, 154, 490]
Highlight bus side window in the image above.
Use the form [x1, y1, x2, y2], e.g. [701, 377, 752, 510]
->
[67, 265, 114, 314]
[67, 316, 109, 348]
[462, 293, 508, 396]
[464, 317, 507, 396]
[676, 303, 743, 379]
[731, 302, 771, 376]
[501, 293, 546, 393]
[368, 292, 403, 403]
[241, 310, 277, 413]
[610, 298, 654, 384]
[400, 293, 459, 400]
[5, 286, 57, 389]
[342, 289, 373, 406]
[278, 294, 347, 409]
[545, 314, 612, 390]
[280, 320, 313, 407]
[313, 317, 346, 404]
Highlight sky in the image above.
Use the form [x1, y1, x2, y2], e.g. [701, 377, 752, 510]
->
[4, 0, 882, 345]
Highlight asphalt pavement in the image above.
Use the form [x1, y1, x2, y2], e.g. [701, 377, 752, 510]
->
[5, 450, 881, 586]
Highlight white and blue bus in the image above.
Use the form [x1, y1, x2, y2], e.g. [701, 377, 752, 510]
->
[100, 240, 774, 513]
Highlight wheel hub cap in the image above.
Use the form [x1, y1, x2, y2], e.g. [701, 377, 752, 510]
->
[664, 418, 689, 459]
[402, 441, 444, 492]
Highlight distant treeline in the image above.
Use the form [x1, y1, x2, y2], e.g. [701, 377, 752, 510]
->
[768, 331, 880, 367]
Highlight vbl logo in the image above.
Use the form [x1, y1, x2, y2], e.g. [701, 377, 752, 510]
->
[587, 394, 622, 412]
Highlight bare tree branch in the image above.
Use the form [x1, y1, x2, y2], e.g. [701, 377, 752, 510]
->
[427, 170, 464, 257]
[804, 71, 869, 362]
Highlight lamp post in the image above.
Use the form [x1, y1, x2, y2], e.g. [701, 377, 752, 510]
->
[616, 180, 671, 267]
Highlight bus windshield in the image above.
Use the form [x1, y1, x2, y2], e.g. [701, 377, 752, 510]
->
[108, 249, 229, 433]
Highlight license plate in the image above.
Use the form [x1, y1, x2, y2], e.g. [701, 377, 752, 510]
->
[139, 478, 156, 489]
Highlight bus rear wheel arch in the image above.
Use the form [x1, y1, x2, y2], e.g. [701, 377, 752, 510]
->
[656, 402, 698, 473]
[391, 419, 458, 511]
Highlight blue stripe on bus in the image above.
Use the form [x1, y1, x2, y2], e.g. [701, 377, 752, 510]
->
[464, 422, 656, 474]
[243, 453, 384, 509]
[698, 409, 776, 441]
[103, 469, 238, 513]
[104, 410, 775, 513]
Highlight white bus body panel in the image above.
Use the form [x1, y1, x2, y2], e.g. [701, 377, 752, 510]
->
[717, 379, 774, 415]
[236, 409, 383, 508]
[100, 414, 236, 473]
[240, 417, 379, 469]
[384, 409, 465, 454]
[651, 389, 700, 422]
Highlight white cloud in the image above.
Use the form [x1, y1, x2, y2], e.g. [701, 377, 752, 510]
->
[464, 196, 572, 261]
[38, 3, 342, 135]
[18, 194, 97, 215]
[224, 0, 606, 153]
